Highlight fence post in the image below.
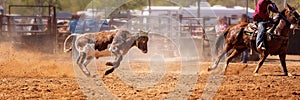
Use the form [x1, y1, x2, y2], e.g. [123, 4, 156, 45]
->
[0, 14, 2, 38]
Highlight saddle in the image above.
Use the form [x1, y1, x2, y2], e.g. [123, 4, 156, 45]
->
[243, 22, 277, 41]
[244, 23, 258, 34]
[244, 23, 259, 40]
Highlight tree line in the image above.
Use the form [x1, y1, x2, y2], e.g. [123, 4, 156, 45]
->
[2, 0, 299, 15]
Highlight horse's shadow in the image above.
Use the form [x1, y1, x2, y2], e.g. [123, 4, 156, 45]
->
[260, 73, 300, 76]
[267, 58, 300, 62]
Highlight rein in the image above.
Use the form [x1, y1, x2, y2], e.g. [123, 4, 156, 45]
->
[135, 40, 139, 47]
[276, 35, 289, 40]
[270, 5, 291, 24]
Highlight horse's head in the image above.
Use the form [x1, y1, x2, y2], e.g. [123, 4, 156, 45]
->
[284, 4, 300, 26]
[135, 30, 149, 53]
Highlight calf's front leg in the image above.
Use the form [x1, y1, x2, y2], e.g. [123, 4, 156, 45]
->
[105, 50, 123, 75]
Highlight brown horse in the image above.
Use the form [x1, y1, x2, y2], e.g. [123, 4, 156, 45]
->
[208, 4, 300, 76]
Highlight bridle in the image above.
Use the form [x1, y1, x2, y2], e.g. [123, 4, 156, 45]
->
[288, 9, 300, 24]
[286, 7, 300, 35]
[135, 31, 149, 47]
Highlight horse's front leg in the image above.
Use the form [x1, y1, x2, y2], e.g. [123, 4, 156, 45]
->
[279, 54, 292, 76]
[253, 52, 268, 74]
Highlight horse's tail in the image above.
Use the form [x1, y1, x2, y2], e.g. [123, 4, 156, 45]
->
[63, 34, 78, 53]
[215, 27, 230, 53]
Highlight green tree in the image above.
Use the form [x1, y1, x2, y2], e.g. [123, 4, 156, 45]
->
[4, 0, 300, 15]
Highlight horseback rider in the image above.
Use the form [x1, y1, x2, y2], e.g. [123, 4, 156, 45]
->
[253, 0, 279, 51]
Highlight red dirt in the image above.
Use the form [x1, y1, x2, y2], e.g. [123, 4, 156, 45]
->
[0, 42, 300, 99]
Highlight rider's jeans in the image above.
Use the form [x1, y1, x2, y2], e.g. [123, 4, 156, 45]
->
[256, 21, 267, 47]
[241, 50, 248, 63]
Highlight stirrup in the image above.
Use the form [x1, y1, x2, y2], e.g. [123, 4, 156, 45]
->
[267, 30, 274, 35]
[257, 42, 266, 51]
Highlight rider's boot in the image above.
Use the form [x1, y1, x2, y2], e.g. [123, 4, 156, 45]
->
[257, 42, 266, 51]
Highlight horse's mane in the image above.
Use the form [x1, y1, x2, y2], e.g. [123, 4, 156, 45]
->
[280, 9, 287, 18]
[279, 5, 297, 18]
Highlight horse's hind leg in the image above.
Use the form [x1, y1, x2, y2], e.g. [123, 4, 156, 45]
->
[209, 51, 226, 71]
[208, 44, 232, 71]
[224, 49, 243, 72]
[279, 54, 291, 76]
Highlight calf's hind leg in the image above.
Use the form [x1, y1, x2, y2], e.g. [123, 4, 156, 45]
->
[78, 52, 91, 76]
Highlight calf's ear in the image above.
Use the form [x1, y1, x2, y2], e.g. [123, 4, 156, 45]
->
[138, 29, 142, 33]
[287, 3, 293, 11]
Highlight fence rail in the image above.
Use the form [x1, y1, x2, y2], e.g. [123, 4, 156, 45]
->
[0, 5, 58, 53]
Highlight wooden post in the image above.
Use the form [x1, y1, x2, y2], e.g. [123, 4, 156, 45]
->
[246, 0, 248, 15]
[254, 0, 257, 8]
[0, 14, 2, 38]
[52, 5, 57, 53]
[284, 0, 287, 8]
[148, 0, 151, 16]
[197, 0, 200, 18]
[7, 5, 10, 36]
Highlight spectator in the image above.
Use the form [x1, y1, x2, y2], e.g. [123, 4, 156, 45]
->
[68, 14, 80, 34]
[0, 4, 3, 14]
[214, 16, 229, 61]
[215, 16, 228, 36]
[59, 22, 70, 34]
[73, 14, 88, 34]
[239, 14, 250, 63]
[239, 14, 249, 24]
[68, 14, 80, 55]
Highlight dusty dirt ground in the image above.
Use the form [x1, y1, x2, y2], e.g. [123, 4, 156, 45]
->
[0, 42, 300, 99]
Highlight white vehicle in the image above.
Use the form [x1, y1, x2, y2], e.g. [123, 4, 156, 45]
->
[142, 2, 254, 25]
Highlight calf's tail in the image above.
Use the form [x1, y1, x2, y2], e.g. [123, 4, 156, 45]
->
[63, 34, 78, 53]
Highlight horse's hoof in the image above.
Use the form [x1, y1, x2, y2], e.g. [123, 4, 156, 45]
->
[105, 62, 114, 66]
[253, 73, 259, 76]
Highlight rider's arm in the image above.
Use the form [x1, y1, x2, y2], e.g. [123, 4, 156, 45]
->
[267, 1, 279, 13]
